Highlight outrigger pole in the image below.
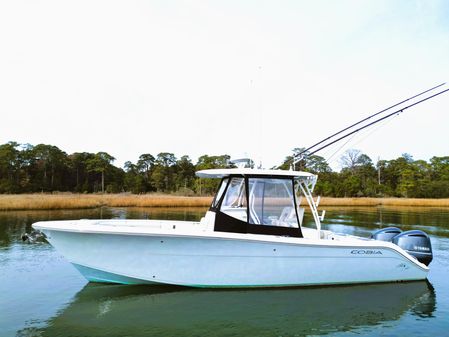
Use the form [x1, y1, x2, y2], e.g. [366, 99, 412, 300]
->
[293, 83, 448, 163]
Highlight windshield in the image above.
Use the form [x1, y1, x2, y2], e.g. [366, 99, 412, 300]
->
[248, 178, 298, 228]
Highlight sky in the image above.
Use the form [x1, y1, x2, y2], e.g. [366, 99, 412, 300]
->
[1, 0, 448, 170]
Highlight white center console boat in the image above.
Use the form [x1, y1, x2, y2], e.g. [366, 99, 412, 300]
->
[33, 168, 432, 287]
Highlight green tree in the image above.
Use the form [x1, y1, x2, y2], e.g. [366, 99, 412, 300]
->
[86, 152, 115, 193]
[194, 154, 231, 195]
[278, 148, 330, 173]
[0, 142, 21, 193]
[430, 156, 449, 180]
[68, 152, 95, 192]
[124, 160, 146, 193]
[17, 143, 36, 191]
[152, 153, 177, 192]
[31, 144, 69, 191]
[175, 155, 195, 192]
[137, 153, 155, 189]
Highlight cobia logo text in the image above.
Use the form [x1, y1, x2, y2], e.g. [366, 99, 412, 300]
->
[351, 250, 382, 255]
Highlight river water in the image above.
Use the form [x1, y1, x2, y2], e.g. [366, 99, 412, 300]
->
[1, 206, 448, 336]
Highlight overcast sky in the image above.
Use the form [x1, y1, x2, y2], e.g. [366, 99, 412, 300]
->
[1, 0, 448, 170]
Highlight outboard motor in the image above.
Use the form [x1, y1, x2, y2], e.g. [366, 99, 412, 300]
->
[371, 227, 402, 242]
[392, 230, 433, 266]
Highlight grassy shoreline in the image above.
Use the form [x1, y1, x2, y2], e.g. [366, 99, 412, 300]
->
[0, 194, 449, 211]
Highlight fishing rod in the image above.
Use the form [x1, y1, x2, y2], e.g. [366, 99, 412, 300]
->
[303, 87, 449, 158]
[293, 82, 446, 162]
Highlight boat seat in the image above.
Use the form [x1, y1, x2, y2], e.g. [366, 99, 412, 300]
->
[279, 207, 294, 222]
[270, 207, 299, 228]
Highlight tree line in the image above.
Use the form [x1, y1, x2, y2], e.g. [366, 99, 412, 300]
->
[281, 148, 449, 198]
[0, 142, 448, 198]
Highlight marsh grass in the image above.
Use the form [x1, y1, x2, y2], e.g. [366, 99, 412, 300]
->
[0, 194, 448, 211]
[0, 194, 213, 211]
[319, 197, 449, 207]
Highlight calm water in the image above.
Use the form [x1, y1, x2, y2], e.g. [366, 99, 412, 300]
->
[1, 206, 449, 337]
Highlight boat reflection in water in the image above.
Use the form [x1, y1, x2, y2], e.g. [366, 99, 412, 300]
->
[23, 281, 435, 337]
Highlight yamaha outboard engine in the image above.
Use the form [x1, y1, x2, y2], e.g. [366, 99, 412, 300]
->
[392, 230, 433, 266]
[371, 227, 402, 242]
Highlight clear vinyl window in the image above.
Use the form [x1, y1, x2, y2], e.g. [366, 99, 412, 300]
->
[212, 178, 229, 207]
[248, 178, 298, 228]
[219, 177, 247, 222]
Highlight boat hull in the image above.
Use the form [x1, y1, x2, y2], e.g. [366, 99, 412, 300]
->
[38, 228, 428, 287]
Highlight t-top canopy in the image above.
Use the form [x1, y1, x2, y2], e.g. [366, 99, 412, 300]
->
[195, 168, 315, 179]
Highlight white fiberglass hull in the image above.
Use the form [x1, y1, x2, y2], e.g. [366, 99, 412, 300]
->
[33, 220, 428, 287]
